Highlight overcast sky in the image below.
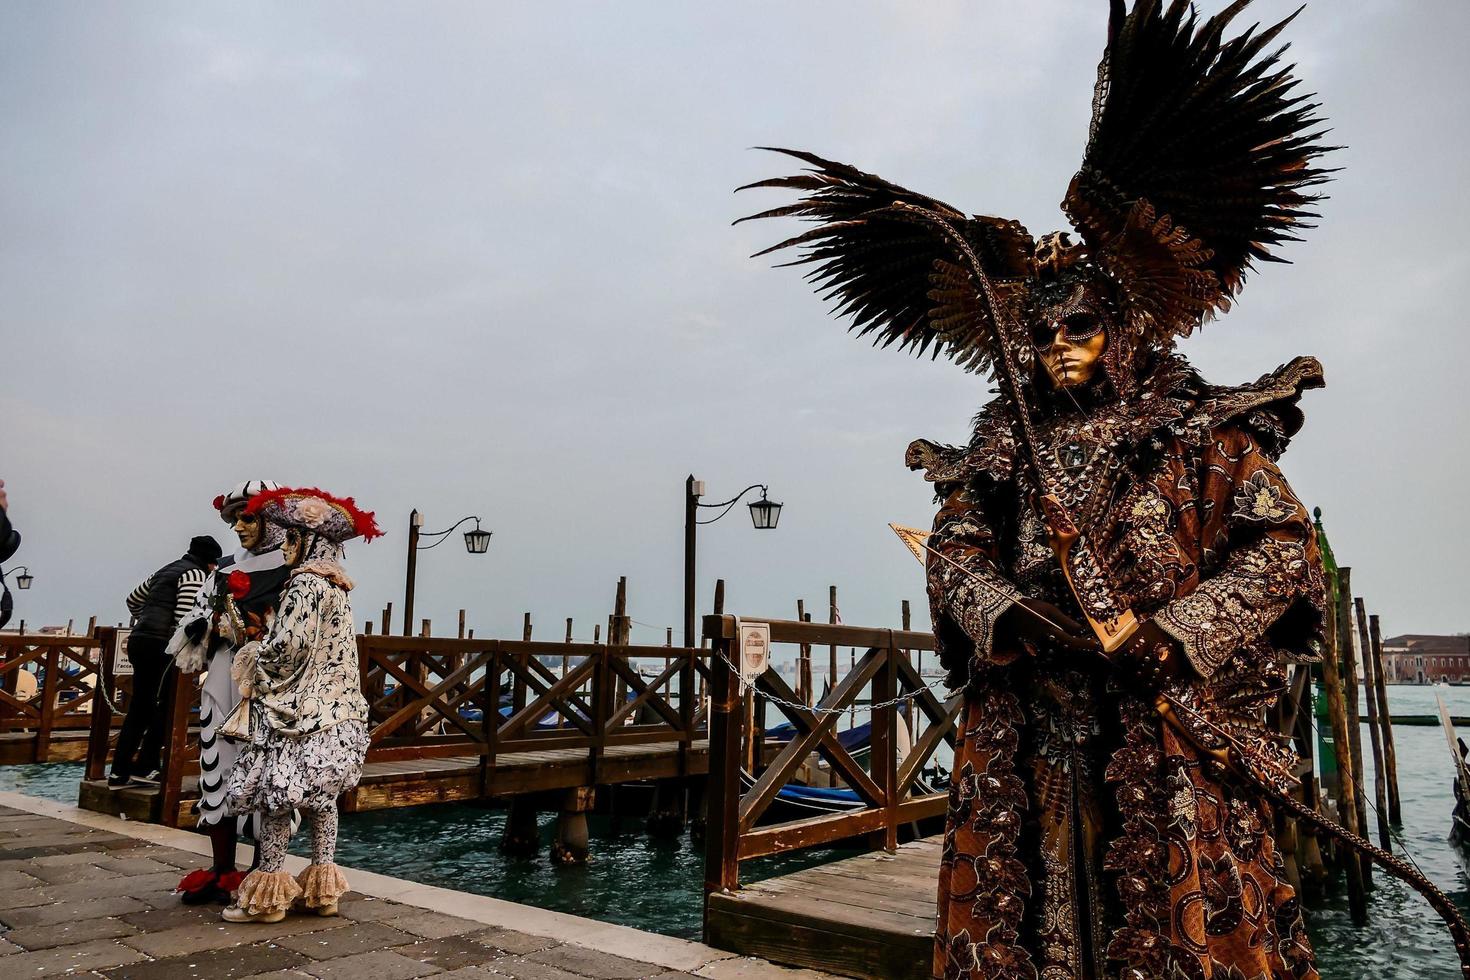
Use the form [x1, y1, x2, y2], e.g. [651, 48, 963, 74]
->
[2, 0, 1466, 645]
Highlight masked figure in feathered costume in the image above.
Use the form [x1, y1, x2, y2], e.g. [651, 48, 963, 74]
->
[740, 2, 1333, 977]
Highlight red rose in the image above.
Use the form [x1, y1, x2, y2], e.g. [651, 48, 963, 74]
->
[227, 570, 251, 600]
[212, 494, 226, 512]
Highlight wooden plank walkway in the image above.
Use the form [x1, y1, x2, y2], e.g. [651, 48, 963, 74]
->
[0, 793, 834, 979]
[705, 836, 939, 980]
[78, 740, 712, 825]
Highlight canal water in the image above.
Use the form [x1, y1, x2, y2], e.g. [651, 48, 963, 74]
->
[3, 685, 1467, 978]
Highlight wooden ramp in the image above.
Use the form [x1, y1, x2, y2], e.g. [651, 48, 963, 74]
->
[80, 740, 711, 824]
[705, 836, 939, 980]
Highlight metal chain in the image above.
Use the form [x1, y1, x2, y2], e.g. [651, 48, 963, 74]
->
[713, 648, 951, 716]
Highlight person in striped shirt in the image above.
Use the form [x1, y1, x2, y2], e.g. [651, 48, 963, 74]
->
[110, 535, 222, 787]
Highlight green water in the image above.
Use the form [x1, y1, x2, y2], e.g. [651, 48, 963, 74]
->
[4, 685, 1469, 976]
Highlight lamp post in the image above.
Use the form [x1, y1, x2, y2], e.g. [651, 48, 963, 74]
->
[402, 512, 492, 636]
[1, 567, 31, 590]
[683, 476, 782, 648]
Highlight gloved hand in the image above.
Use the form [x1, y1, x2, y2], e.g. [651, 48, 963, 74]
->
[996, 597, 1098, 656]
[1117, 620, 1189, 691]
[231, 641, 262, 698]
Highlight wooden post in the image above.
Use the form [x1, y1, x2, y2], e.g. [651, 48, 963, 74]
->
[1370, 614, 1401, 824]
[364, 622, 373, 636]
[901, 599, 914, 735]
[1336, 568, 1372, 887]
[871, 634, 898, 852]
[523, 612, 533, 641]
[796, 599, 810, 706]
[1356, 596, 1390, 853]
[703, 617, 742, 901]
[380, 605, 391, 636]
[828, 585, 839, 702]
[85, 628, 118, 782]
[1317, 569, 1366, 922]
[421, 618, 430, 638]
[35, 646, 60, 763]
[458, 609, 466, 639]
[159, 665, 192, 827]
[593, 624, 601, 644]
[613, 578, 630, 716]
[479, 645, 501, 797]
[1288, 665, 1327, 887]
[86, 616, 96, 637]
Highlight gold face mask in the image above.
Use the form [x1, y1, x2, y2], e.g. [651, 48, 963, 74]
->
[1033, 283, 1109, 390]
[233, 514, 262, 551]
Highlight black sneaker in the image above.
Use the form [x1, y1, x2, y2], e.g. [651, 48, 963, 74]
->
[107, 774, 136, 790]
[138, 770, 162, 783]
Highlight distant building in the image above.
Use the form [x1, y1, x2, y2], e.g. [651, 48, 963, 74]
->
[1381, 633, 1470, 684]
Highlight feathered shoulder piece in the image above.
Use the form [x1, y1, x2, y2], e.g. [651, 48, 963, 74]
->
[740, 1, 1334, 376]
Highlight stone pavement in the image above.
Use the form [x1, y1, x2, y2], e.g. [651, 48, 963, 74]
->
[0, 794, 836, 980]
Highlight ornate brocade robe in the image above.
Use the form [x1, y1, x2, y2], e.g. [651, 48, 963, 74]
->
[915, 356, 1325, 980]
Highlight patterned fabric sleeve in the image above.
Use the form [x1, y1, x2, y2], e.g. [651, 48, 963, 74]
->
[168, 571, 216, 673]
[255, 575, 326, 684]
[124, 575, 153, 617]
[927, 481, 1018, 683]
[173, 568, 208, 626]
[1154, 426, 1324, 678]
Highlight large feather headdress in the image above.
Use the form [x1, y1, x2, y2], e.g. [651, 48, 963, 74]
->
[739, 0, 1335, 386]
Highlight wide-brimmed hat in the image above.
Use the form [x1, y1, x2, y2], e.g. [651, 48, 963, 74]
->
[243, 486, 381, 544]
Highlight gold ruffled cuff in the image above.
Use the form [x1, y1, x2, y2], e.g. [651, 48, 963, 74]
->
[235, 869, 302, 915]
[297, 862, 349, 908]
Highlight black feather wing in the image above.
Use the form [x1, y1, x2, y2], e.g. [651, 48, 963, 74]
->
[738, 148, 1034, 374]
[1064, 0, 1336, 335]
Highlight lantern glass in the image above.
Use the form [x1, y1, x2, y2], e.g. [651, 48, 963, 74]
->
[464, 526, 493, 554]
[748, 496, 782, 530]
[15, 574, 32, 590]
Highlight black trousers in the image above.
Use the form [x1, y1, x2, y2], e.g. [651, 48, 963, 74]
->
[111, 634, 175, 780]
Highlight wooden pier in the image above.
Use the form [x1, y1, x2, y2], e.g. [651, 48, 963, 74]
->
[707, 836, 939, 980]
[76, 629, 715, 830]
[701, 613, 954, 979]
[0, 631, 120, 764]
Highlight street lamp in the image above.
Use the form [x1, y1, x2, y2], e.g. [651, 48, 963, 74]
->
[2, 567, 31, 590]
[683, 476, 783, 648]
[403, 512, 491, 636]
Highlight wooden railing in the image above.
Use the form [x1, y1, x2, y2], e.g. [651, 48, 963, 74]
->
[83, 631, 712, 824]
[0, 630, 116, 763]
[358, 635, 711, 774]
[702, 613, 959, 899]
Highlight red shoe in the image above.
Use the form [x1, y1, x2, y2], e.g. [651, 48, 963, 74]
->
[177, 868, 238, 906]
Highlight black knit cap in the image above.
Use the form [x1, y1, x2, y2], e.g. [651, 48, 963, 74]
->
[188, 535, 223, 564]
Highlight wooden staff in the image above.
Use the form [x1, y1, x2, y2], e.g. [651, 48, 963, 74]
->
[1318, 565, 1367, 922]
[1356, 596, 1390, 853]
[1337, 568, 1372, 887]
[1370, 614, 1402, 824]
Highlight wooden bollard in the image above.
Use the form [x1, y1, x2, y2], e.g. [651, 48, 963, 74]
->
[1370, 614, 1402, 824]
[501, 796, 540, 856]
[1356, 596, 1391, 853]
[1336, 569, 1372, 887]
[551, 786, 595, 865]
[1318, 567, 1367, 922]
